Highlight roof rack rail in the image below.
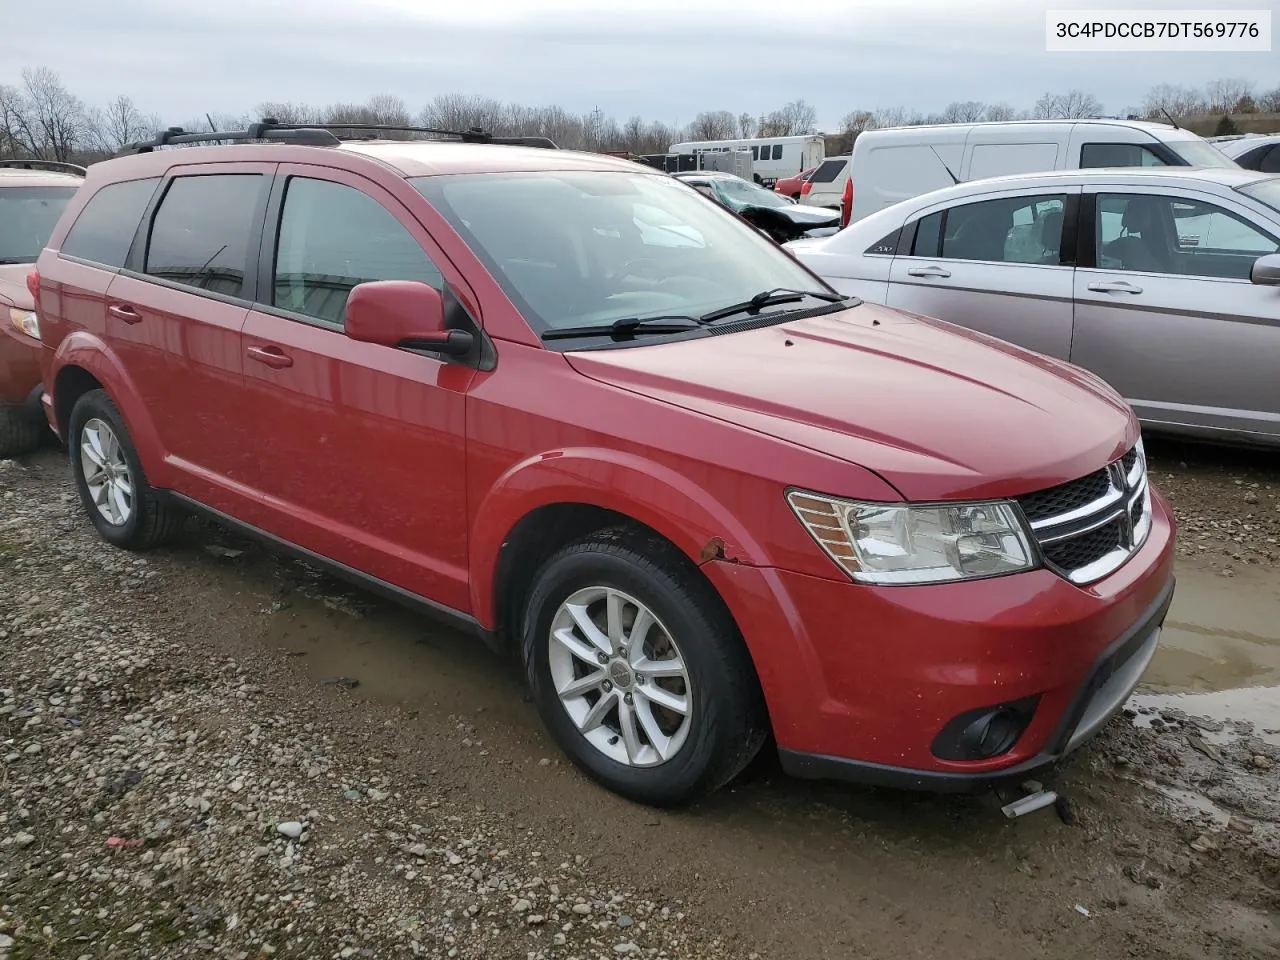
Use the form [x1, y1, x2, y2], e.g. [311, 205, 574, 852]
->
[114, 120, 559, 157]
[0, 158, 88, 176]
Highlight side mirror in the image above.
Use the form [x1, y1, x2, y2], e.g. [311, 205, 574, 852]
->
[345, 280, 474, 357]
[1250, 253, 1280, 286]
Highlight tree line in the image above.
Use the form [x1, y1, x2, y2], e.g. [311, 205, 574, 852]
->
[3, 66, 1279, 165]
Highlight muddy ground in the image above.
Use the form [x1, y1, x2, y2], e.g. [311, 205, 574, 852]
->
[1, 438, 1278, 960]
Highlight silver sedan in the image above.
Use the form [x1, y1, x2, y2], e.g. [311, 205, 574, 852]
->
[786, 167, 1280, 446]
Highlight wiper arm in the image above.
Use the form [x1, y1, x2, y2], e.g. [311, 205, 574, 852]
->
[699, 287, 848, 323]
[541, 314, 707, 342]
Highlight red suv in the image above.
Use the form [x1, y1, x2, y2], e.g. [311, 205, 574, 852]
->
[31, 122, 1175, 806]
[0, 160, 84, 455]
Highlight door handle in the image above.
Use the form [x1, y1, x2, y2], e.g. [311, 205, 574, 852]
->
[1087, 280, 1143, 295]
[107, 303, 142, 323]
[246, 344, 294, 369]
[907, 265, 951, 278]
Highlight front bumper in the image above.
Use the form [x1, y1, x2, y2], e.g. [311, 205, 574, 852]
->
[701, 490, 1176, 791]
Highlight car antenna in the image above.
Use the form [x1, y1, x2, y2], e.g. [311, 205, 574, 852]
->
[929, 145, 960, 185]
[1160, 108, 1180, 130]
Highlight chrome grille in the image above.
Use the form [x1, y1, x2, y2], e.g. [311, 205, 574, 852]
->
[1016, 440, 1151, 585]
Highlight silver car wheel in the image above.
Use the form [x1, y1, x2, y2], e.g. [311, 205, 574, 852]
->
[80, 418, 133, 526]
[548, 586, 692, 767]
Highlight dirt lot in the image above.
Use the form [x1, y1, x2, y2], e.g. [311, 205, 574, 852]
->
[1, 438, 1278, 960]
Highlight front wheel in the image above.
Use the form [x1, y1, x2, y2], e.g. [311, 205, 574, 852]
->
[523, 530, 766, 807]
[0, 405, 46, 458]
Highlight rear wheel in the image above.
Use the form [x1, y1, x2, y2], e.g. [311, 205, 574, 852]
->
[523, 529, 766, 807]
[0, 405, 45, 458]
[68, 390, 182, 550]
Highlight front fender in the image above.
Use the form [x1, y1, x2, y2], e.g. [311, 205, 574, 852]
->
[51, 332, 168, 484]
[468, 447, 772, 629]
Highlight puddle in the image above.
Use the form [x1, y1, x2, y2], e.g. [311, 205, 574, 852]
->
[1142, 561, 1280, 693]
[1142, 781, 1233, 828]
[1129, 687, 1280, 747]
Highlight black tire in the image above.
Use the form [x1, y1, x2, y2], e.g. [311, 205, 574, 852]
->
[68, 389, 183, 550]
[0, 404, 45, 458]
[523, 528, 767, 807]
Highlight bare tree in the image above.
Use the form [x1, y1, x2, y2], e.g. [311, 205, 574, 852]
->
[737, 112, 757, 139]
[256, 101, 322, 125]
[940, 101, 987, 123]
[871, 106, 910, 129]
[0, 84, 26, 157]
[839, 110, 876, 136]
[86, 95, 158, 153]
[1140, 83, 1204, 120]
[686, 109, 737, 141]
[1259, 85, 1280, 113]
[420, 94, 504, 133]
[759, 100, 818, 136]
[10, 67, 88, 161]
[1204, 78, 1254, 114]
[984, 103, 1017, 122]
[1034, 89, 1103, 119]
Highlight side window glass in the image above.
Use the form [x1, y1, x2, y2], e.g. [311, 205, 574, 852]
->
[273, 178, 443, 326]
[1097, 193, 1279, 278]
[939, 194, 1066, 264]
[1081, 143, 1167, 167]
[911, 212, 943, 257]
[61, 177, 160, 268]
[751, 146, 760, 161]
[771, 145, 783, 160]
[1260, 146, 1280, 174]
[146, 175, 263, 298]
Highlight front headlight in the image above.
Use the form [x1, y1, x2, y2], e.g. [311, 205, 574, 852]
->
[787, 490, 1037, 585]
[9, 307, 40, 340]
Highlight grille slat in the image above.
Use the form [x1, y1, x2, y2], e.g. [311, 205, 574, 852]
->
[1017, 469, 1111, 523]
[1016, 443, 1149, 585]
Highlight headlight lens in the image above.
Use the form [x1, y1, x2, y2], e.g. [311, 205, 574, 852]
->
[9, 307, 39, 340]
[787, 490, 1036, 585]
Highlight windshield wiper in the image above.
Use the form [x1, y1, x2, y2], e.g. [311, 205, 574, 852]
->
[541, 314, 708, 342]
[0, 258, 34, 265]
[699, 288, 849, 323]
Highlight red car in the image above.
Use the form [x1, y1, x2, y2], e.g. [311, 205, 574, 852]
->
[31, 122, 1175, 807]
[774, 166, 816, 200]
[0, 160, 83, 455]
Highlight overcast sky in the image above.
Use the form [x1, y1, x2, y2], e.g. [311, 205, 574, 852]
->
[4, 0, 1276, 130]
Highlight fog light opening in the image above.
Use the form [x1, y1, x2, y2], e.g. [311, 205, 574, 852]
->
[931, 696, 1041, 762]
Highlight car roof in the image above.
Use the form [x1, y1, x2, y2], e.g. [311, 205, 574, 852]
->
[863, 118, 1183, 136]
[86, 140, 653, 183]
[921, 165, 1276, 197]
[672, 171, 742, 181]
[0, 167, 84, 187]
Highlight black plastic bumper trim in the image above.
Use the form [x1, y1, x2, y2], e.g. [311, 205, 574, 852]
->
[777, 574, 1175, 793]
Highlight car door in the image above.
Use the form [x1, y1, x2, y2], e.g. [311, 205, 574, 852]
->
[105, 164, 272, 509]
[885, 187, 1080, 359]
[1071, 186, 1280, 441]
[240, 165, 476, 613]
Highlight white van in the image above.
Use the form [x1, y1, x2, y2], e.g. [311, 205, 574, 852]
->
[668, 135, 825, 186]
[805, 120, 1237, 222]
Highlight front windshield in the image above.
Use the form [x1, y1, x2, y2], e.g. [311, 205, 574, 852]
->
[1238, 176, 1280, 216]
[710, 177, 791, 210]
[0, 186, 77, 263]
[412, 171, 829, 335]
[1168, 140, 1239, 169]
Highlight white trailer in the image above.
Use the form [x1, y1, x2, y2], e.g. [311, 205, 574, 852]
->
[668, 135, 825, 186]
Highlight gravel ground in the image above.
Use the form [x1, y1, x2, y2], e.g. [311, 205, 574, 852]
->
[2, 441, 1278, 960]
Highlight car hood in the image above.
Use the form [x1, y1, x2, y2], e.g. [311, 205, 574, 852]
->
[0, 263, 33, 309]
[766, 202, 840, 225]
[564, 303, 1137, 502]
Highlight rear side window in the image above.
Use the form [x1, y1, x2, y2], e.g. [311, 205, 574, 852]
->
[61, 177, 159, 268]
[1080, 143, 1167, 168]
[273, 177, 442, 327]
[911, 212, 943, 256]
[771, 145, 783, 160]
[145, 175, 264, 298]
[809, 158, 847, 184]
[1256, 146, 1280, 174]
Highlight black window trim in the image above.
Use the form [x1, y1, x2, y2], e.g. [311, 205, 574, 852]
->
[1082, 187, 1280, 277]
[56, 176, 163, 273]
[255, 170, 494, 369]
[121, 168, 274, 309]
[1079, 140, 1189, 168]
[898, 190, 1078, 266]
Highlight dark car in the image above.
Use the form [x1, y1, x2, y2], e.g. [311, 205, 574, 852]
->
[673, 171, 840, 242]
